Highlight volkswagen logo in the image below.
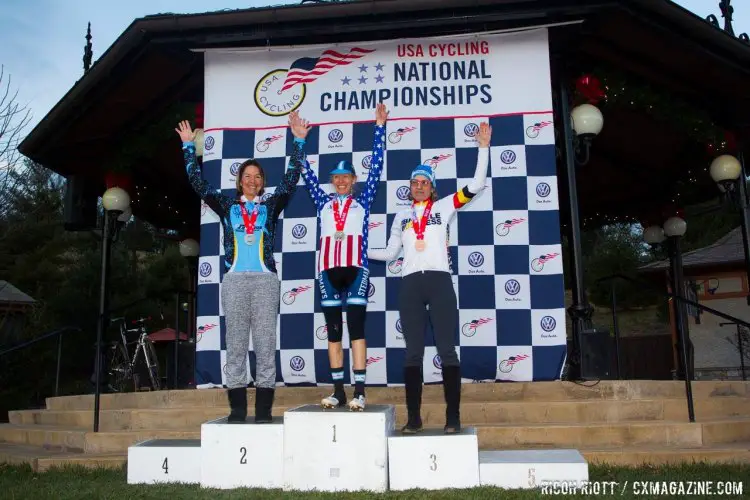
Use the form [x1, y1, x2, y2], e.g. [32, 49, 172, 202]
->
[433, 355, 442, 370]
[290, 356, 305, 372]
[361, 155, 372, 169]
[199, 262, 212, 278]
[396, 186, 411, 200]
[468, 252, 484, 268]
[500, 150, 516, 164]
[536, 182, 551, 198]
[396, 319, 403, 333]
[230, 162, 241, 176]
[541, 316, 556, 332]
[368, 282, 375, 298]
[261, 192, 272, 202]
[292, 224, 307, 239]
[505, 279, 521, 295]
[204, 136, 215, 151]
[328, 129, 344, 143]
[464, 123, 479, 137]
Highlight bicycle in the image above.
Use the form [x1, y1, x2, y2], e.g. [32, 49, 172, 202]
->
[107, 316, 162, 392]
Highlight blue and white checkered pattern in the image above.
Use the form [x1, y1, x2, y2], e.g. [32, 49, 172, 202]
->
[194, 113, 567, 387]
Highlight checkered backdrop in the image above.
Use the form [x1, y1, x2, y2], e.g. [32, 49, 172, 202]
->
[194, 27, 567, 388]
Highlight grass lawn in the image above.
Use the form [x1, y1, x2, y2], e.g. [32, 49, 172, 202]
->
[1, 462, 748, 499]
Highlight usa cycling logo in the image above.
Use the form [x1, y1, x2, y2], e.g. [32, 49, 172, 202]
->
[396, 186, 411, 200]
[282, 285, 312, 305]
[541, 316, 556, 332]
[499, 354, 529, 373]
[256, 134, 284, 152]
[462, 317, 493, 337]
[388, 126, 417, 143]
[196, 323, 217, 342]
[464, 123, 479, 137]
[204, 136, 215, 151]
[468, 252, 485, 268]
[526, 120, 552, 138]
[388, 257, 404, 274]
[290, 356, 305, 372]
[433, 355, 442, 370]
[362, 155, 372, 170]
[536, 182, 551, 198]
[531, 253, 559, 272]
[496, 218, 525, 237]
[230, 162, 241, 177]
[505, 279, 521, 295]
[328, 129, 344, 143]
[199, 262, 212, 278]
[500, 150, 517, 165]
[292, 224, 307, 239]
[423, 153, 452, 169]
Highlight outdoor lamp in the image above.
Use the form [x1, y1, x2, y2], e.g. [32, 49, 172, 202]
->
[643, 225, 666, 245]
[102, 187, 130, 212]
[179, 238, 200, 257]
[194, 128, 205, 156]
[663, 216, 687, 238]
[709, 154, 742, 192]
[571, 103, 604, 138]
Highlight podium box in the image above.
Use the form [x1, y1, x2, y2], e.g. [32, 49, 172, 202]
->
[478, 449, 589, 489]
[282, 404, 395, 492]
[200, 416, 285, 489]
[127, 438, 201, 485]
[387, 427, 480, 491]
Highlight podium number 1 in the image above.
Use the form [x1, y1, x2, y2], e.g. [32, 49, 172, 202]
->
[429, 454, 437, 471]
[162, 457, 168, 474]
[332, 425, 337, 443]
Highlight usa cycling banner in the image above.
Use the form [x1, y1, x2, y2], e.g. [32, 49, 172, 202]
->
[195, 27, 567, 388]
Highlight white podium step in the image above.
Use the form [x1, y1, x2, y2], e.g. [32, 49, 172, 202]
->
[200, 416, 285, 489]
[387, 427, 480, 491]
[282, 404, 396, 492]
[479, 449, 589, 489]
[127, 438, 201, 485]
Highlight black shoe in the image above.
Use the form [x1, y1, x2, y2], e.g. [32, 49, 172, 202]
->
[401, 366, 423, 434]
[227, 387, 247, 423]
[255, 387, 275, 424]
[441, 365, 461, 434]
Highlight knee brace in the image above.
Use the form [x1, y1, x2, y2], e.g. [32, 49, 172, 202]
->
[346, 305, 367, 341]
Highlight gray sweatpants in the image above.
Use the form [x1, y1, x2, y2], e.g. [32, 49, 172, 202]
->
[221, 271, 280, 389]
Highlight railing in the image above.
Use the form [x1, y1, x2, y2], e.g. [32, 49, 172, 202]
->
[597, 273, 750, 423]
[0, 326, 82, 397]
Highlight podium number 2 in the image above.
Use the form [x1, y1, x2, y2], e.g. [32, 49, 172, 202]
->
[240, 447, 247, 464]
[332, 425, 337, 443]
[162, 457, 168, 474]
[429, 454, 437, 471]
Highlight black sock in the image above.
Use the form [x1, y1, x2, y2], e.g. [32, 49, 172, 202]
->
[353, 369, 366, 397]
[331, 367, 345, 396]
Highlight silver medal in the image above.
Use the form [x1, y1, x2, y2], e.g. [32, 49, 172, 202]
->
[245, 233, 255, 245]
[334, 231, 345, 241]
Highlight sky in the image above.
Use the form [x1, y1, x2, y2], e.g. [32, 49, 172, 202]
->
[0, 0, 747, 135]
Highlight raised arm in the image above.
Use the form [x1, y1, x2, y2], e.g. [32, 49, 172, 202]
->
[367, 214, 404, 262]
[359, 103, 389, 208]
[176, 120, 233, 218]
[270, 112, 309, 215]
[451, 122, 491, 210]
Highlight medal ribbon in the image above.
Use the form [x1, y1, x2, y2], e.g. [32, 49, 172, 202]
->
[333, 196, 353, 233]
[411, 200, 433, 241]
[239, 203, 260, 236]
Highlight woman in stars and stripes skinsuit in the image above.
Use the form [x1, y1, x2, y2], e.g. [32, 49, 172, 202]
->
[301, 103, 389, 411]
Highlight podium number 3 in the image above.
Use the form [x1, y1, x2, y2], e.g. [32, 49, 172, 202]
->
[429, 454, 437, 471]
[162, 457, 168, 474]
[240, 447, 247, 464]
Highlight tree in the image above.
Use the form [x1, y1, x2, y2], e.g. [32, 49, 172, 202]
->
[0, 66, 32, 220]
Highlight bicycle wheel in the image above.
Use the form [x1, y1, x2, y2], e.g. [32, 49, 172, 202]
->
[108, 343, 135, 392]
[142, 338, 162, 390]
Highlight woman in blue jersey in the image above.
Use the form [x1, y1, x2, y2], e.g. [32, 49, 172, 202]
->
[368, 122, 492, 434]
[301, 103, 389, 411]
[176, 112, 310, 423]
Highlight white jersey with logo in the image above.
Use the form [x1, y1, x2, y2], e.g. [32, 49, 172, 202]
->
[368, 147, 488, 277]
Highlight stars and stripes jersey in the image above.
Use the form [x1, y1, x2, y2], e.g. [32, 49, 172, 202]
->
[368, 147, 489, 277]
[302, 124, 386, 274]
[183, 138, 305, 274]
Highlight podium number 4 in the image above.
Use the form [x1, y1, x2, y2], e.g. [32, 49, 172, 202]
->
[429, 454, 437, 471]
[162, 457, 168, 474]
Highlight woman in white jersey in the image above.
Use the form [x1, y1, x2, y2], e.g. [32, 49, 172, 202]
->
[301, 103, 389, 411]
[368, 122, 491, 433]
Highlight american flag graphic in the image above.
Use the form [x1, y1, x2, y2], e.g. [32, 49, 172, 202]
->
[501, 218, 526, 228]
[469, 318, 493, 327]
[281, 47, 375, 92]
[425, 153, 453, 167]
[529, 120, 553, 132]
[366, 356, 384, 366]
[537, 252, 559, 263]
[394, 126, 417, 136]
[287, 285, 312, 297]
[506, 354, 529, 365]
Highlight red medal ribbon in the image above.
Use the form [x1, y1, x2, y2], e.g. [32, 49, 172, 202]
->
[411, 200, 433, 241]
[239, 203, 260, 235]
[333, 196, 353, 233]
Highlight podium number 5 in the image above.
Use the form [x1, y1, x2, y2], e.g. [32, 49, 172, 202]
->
[240, 447, 247, 464]
[429, 454, 437, 471]
[162, 457, 168, 474]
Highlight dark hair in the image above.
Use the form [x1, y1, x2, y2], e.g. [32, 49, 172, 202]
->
[236, 159, 265, 197]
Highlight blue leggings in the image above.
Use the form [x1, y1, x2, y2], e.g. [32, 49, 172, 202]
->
[318, 266, 369, 342]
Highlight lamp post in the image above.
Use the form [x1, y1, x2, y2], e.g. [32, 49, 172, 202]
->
[94, 186, 130, 432]
[179, 238, 199, 388]
[558, 80, 604, 380]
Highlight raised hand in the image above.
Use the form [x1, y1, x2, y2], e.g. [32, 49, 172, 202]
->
[476, 122, 492, 148]
[375, 102, 389, 126]
[288, 110, 311, 139]
[175, 120, 196, 143]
